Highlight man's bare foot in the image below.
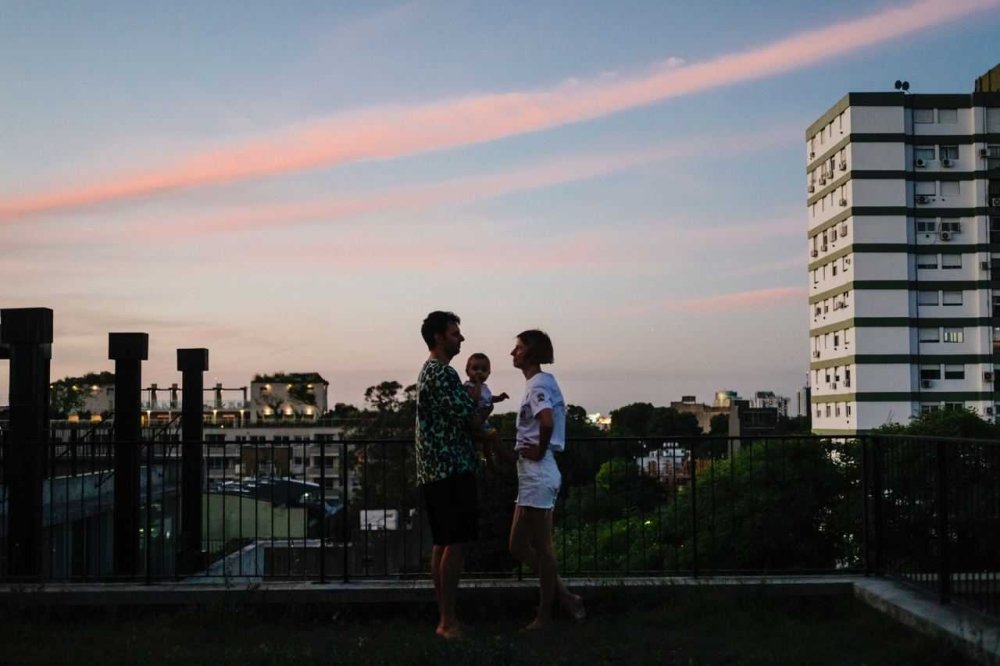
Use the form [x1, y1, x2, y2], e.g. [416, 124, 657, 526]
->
[436, 623, 465, 640]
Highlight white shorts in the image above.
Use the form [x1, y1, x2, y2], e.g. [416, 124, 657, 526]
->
[515, 452, 561, 509]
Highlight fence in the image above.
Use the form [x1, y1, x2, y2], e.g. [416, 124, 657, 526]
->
[0, 431, 998, 618]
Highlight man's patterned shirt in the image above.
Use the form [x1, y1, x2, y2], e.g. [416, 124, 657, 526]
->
[415, 359, 477, 485]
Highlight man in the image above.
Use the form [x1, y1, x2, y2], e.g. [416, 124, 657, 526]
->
[415, 311, 481, 639]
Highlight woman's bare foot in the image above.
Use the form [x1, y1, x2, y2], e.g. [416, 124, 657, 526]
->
[560, 593, 586, 621]
[435, 623, 465, 640]
[524, 617, 551, 631]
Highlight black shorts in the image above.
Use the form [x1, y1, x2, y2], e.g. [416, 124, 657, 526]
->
[422, 471, 478, 546]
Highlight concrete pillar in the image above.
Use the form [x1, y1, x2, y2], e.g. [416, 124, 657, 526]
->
[109, 332, 148, 577]
[0, 308, 52, 578]
[177, 349, 208, 574]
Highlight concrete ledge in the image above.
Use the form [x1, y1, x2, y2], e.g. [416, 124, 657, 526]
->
[855, 578, 1000, 665]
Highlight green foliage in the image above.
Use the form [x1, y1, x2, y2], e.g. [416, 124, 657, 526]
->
[609, 403, 701, 437]
[873, 407, 1000, 438]
[556, 438, 863, 573]
[49, 371, 114, 418]
[709, 413, 729, 435]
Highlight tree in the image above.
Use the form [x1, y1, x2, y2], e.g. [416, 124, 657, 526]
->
[609, 403, 701, 438]
[49, 371, 114, 418]
[709, 413, 729, 436]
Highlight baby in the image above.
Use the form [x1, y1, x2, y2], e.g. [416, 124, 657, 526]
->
[464, 353, 508, 466]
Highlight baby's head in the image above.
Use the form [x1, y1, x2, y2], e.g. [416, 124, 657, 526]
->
[465, 353, 491, 384]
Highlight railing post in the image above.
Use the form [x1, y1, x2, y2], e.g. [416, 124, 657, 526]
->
[861, 436, 871, 576]
[871, 435, 884, 575]
[177, 349, 208, 575]
[936, 440, 951, 604]
[109, 332, 148, 578]
[318, 437, 326, 583]
[341, 438, 350, 583]
[689, 439, 698, 578]
[1, 308, 52, 579]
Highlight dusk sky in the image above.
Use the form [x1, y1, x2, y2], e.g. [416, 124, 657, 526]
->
[2, 0, 999, 414]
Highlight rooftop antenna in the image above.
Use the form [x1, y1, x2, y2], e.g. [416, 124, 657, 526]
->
[894, 80, 910, 94]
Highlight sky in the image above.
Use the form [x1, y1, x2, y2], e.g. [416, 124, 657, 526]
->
[1, 0, 999, 414]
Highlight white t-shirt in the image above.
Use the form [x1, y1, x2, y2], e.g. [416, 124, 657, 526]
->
[515, 372, 566, 452]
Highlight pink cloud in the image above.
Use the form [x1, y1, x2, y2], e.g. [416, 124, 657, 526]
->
[2, 0, 995, 219]
[617, 286, 807, 317]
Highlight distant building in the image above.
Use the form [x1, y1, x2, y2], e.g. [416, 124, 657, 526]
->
[713, 390, 740, 408]
[586, 412, 612, 430]
[250, 373, 329, 423]
[728, 401, 779, 438]
[670, 395, 729, 434]
[636, 444, 690, 487]
[807, 65, 1000, 434]
[750, 391, 790, 417]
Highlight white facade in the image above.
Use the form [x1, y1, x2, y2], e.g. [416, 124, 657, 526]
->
[807, 89, 1000, 434]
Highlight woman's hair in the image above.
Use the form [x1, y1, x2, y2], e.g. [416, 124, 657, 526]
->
[517, 329, 554, 364]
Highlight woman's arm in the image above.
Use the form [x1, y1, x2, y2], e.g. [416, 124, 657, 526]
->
[520, 408, 553, 461]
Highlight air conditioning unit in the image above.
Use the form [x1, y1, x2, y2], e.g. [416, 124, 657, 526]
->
[991, 197, 1000, 207]
[810, 249, 819, 257]
[916, 195, 930, 204]
[839, 198, 848, 206]
[922, 379, 933, 389]
[812, 351, 821, 359]
[940, 231, 952, 241]
[915, 158, 926, 167]
[980, 148, 989, 158]
[988, 406, 995, 416]
[839, 161, 847, 171]
[808, 185, 815, 193]
[984, 371, 994, 381]
[942, 158, 953, 167]
[982, 261, 991, 270]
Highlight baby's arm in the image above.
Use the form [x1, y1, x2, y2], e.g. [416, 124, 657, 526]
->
[490, 392, 509, 404]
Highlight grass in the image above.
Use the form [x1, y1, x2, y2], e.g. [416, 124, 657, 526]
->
[0, 590, 972, 665]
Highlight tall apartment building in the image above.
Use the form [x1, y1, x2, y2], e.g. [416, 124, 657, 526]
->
[808, 65, 1000, 434]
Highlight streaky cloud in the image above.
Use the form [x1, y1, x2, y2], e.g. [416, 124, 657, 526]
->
[1, 0, 996, 219]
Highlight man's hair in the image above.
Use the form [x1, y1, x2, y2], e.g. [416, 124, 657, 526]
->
[517, 329, 554, 364]
[421, 311, 460, 350]
[466, 352, 490, 369]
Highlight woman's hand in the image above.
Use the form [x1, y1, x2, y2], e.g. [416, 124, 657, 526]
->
[519, 444, 545, 461]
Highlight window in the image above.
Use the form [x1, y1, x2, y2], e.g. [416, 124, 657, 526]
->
[944, 402, 964, 412]
[916, 218, 937, 233]
[991, 217, 1000, 242]
[846, 404, 852, 417]
[832, 264, 838, 276]
[835, 404, 841, 417]
[918, 290, 939, 305]
[825, 404, 831, 417]
[940, 220, 962, 233]
[816, 406, 823, 418]
[940, 145, 959, 160]
[941, 254, 962, 269]
[937, 108, 958, 124]
[841, 256, 850, 271]
[919, 327, 940, 342]
[915, 181, 936, 196]
[921, 403, 940, 414]
[944, 365, 965, 380]
[987, 108, 1000, 132]
[940, 181, 960, 197]
[833, 333, 840, 347]
[942, 290, 963, 305]
[917, 254, 938, 269]
[914, 146, 935, 161]
[914, 108, 934, 123]
[845, 368, 852, 387]
[920, 366, 942, 380]
[943, 327, 964, 343]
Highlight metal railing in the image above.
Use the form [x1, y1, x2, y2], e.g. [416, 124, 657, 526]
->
[1, 433, 999, 618]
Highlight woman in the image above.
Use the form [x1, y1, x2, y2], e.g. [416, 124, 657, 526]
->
[508, 329, 585, 630]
